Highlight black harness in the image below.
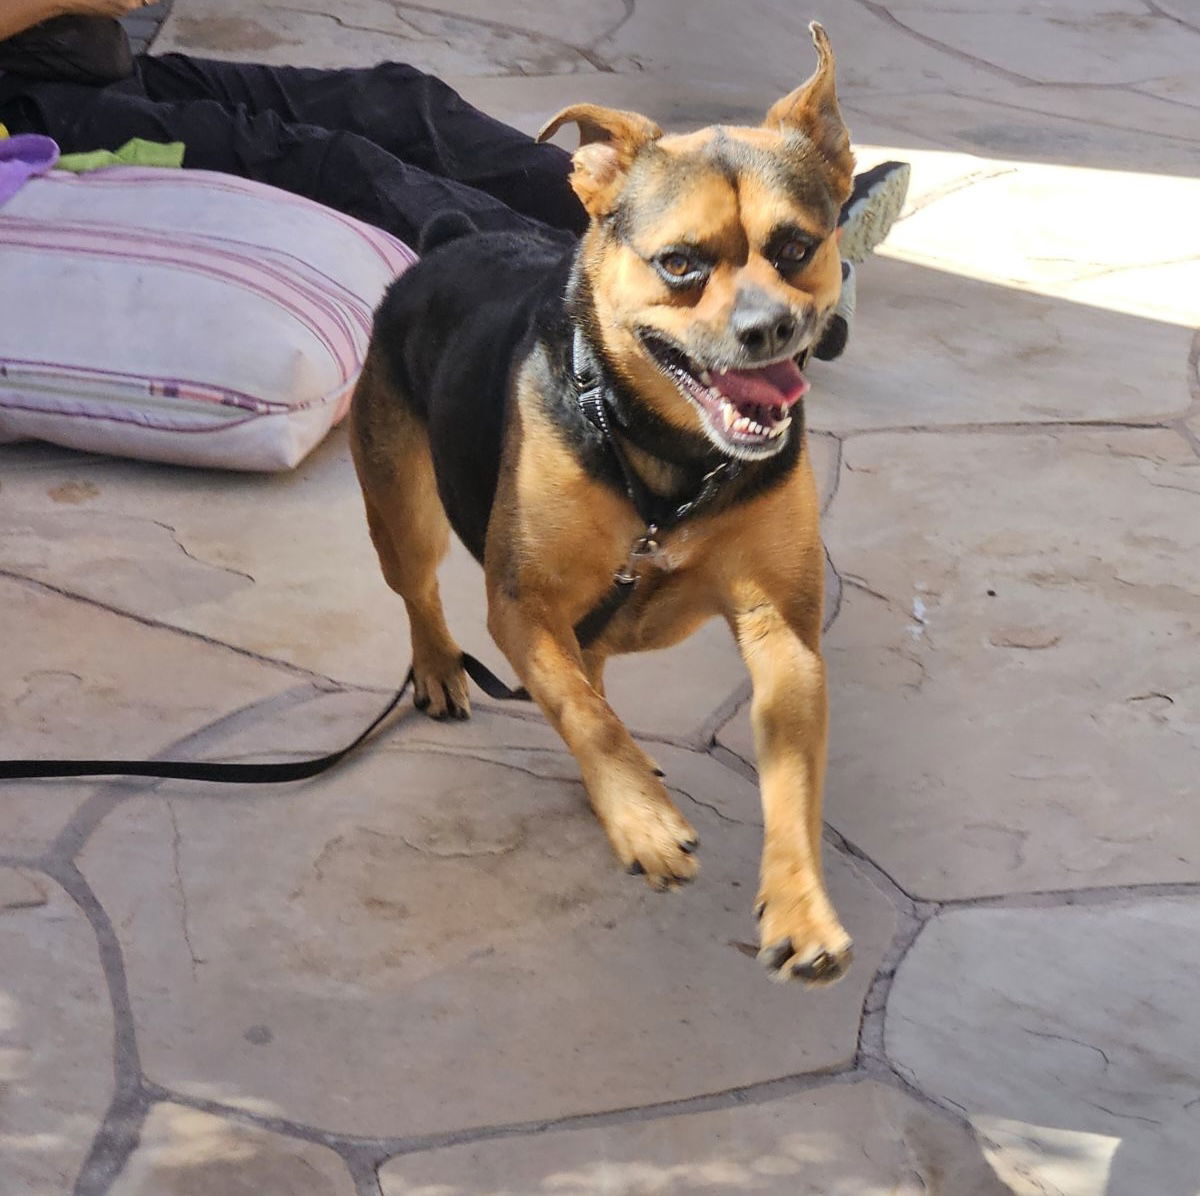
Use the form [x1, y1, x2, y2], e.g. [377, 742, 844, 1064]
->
[570, 327, 739, 648]
[0, 326, 742, 783]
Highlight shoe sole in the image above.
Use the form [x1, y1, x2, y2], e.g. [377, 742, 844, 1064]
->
[838, 161, 911, 264]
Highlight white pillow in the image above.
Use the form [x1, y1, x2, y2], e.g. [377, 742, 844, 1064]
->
[0, 167, 415, 471]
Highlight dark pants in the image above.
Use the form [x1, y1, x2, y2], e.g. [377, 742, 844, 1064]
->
[0, 54, 587, 246]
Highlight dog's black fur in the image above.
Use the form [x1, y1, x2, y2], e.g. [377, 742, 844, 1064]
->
[370, 229, 573, 561]
[371, 223, 805, 563]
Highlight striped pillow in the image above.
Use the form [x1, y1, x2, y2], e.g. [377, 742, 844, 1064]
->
[0, 167, 415, 471]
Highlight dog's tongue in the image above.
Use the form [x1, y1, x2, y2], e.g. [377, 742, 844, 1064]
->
[712, 359, 809, 409]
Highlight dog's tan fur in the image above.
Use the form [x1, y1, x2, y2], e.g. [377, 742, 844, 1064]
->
[352, 24, 856, 983]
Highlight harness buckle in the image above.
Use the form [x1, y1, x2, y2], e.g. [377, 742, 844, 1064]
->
[614, 523, 661, 585]
[630, 523, 660, 558]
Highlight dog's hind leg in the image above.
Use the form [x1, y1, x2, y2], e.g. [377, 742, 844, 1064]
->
[350, 354, 470, 720]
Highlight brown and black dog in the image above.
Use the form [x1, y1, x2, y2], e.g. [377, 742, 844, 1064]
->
[351, 23, 855, 984]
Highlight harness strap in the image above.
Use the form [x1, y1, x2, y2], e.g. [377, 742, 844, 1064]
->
[0, 653, 529, 783]
[574, 575, 639, 650]
[569, 326, 737, 648]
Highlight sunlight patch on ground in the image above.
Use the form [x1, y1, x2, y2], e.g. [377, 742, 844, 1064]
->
[854, 145, 1200, 328]
[974, 1114, 1120, 1195]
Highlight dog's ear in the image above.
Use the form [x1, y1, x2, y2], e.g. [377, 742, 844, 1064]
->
[764, 22, 854, 198]
[537, 104, 662, 219]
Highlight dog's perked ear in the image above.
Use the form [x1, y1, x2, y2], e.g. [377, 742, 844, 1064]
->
[536, 103, 663, 219]
[764, 22, 854, 200]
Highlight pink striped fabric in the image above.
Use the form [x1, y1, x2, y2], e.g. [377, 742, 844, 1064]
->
[0, 167, 417, 471]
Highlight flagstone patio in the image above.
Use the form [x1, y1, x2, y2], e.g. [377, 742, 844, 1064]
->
[2, 1, 1198, 1192]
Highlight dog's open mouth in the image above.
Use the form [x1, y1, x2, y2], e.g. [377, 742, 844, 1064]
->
[642, 334, 808, 458]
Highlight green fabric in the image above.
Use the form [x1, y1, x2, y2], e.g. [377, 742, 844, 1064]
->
[57, 138, 185, 174]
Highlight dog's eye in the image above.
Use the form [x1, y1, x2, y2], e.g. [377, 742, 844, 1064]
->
[776, 239, 816, 269]
[660, 253, 696, 277]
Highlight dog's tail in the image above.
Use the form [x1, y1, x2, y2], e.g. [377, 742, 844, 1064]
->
[418, 211, 479, 254]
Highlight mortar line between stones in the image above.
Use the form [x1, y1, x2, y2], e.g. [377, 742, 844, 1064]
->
[22, 677, 418, 1193]
[26, 677, 425, 1192]
[940, 87, 1200, 148]
[144, 1064, 869, 1164]
[853, 908, 934, 1087]
[589, 0, 636, 49]
[828, 416, 1181, 439]
[40, 859, 148, 1195]
[941, 878, 1200, 909]
[390, 0, 605, 63]
[819, 432, 844, 516]
[1142, 0, 1200, 37]
[693, 678, 753, 750]
[824, 825, 919, 909]
[273, 0, 614, 72]
[43, 682, 333, 863]
[703, 724, 939, 1133]
[342, 1150, 385, 1196]
[0, 568, 360, 691]
[845, 0, 1036, 86]
[707, 741, 756, 786]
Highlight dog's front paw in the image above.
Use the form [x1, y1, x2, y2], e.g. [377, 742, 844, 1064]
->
[602, 783, 699, 891]
[754, 870, 852, 986]
[412, 653, 470, 721]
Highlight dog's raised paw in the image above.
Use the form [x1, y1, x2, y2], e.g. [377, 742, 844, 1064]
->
[754, 894, 852, 986]
[758, 936, 853, 985]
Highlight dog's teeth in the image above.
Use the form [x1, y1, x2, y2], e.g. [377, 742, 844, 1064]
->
[699, 368, 713, 386]
[722, 404, 736, 431]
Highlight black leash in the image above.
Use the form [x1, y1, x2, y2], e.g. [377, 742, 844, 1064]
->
[0, 652, 528, 783]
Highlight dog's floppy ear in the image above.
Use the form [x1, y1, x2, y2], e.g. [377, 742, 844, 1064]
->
[537, 104, 662, 219]
[764, 22, 854, 198]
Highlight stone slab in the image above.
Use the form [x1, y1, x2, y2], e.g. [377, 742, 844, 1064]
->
[0, 433, 758, 741]
[880, 160, 1200, 325]
[845, 86, 1200, 177]
[110, 1103, 354, 1196]
[380, 1078, 1009, 1194]
[602, 1, 1016, 100]
[972, 81, 1200, 155]
[0, 871, 112, 1196]
[882, 0, 1199, 87]
[803, 428, 1199, 900]
[80, 730, 895, 1138]
[804, 256, 1192, 433]
[155, 0, 618, 73]
[0, 576, 294, 857]
[888, 899, 1200, 1195]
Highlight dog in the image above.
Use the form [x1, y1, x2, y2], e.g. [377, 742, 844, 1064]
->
[350, 23, 856, 985]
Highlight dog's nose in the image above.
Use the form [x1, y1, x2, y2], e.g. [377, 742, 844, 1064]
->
[731, 298, 798, 359]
